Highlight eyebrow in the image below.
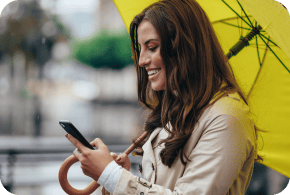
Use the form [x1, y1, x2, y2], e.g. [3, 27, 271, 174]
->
[138, 38, 160, 45]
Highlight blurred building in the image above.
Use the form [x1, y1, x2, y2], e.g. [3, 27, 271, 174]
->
[99, 0, 125, 32]
[0, 0, 288, 195]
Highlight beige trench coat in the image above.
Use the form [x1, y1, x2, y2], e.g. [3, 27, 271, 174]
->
[102, 93, 257, 195]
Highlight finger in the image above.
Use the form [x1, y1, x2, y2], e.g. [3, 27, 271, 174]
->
[111, 152, 118, 160]
[66, 134, 86, 153]
[73, 148, 82, 159]
[116, 153, 122, 161]
[117, 153, 129, 163]
[90, 138, 107, 150]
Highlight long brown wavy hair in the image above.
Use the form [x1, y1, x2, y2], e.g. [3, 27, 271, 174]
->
[130, 0, 261, 168]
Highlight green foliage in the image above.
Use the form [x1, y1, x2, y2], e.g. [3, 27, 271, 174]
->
[74, 31, 134, 69]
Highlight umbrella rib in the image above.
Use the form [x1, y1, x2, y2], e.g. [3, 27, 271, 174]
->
[218, 21, 252, 31]
[246, 36, 268, 99]
[261, 39, 269, 66]
[256, 35, 262, 67]
[213, 16, 254, 23]
[259, 34, 279, 47]
[258, 34, 290, 73]
[214, 17, 266, 33]
[221, 0, 252, 27]
[236, 0, 254, 27]
[239, 8, 243, 37]
[248, 44, 267, 48]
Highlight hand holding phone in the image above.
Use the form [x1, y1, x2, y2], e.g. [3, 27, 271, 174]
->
[59, 120, 94, 150]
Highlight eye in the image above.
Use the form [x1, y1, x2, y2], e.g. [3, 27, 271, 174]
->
[149, 46, 157, 51]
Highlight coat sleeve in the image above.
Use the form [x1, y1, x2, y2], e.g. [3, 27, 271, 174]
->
[113, 114, 255, 195]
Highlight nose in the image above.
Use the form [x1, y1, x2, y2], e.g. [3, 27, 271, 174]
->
[138, 51, 150, 67]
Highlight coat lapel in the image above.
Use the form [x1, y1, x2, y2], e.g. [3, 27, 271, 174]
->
[141, 128, 162, 183]
[142, 128, 162, 163]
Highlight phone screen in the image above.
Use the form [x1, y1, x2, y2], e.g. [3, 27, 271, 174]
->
[59, 120, 94, 150]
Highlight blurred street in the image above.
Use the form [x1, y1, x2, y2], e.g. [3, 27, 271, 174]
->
[0, 0, 143, 194]
[0, 0, 288, 194]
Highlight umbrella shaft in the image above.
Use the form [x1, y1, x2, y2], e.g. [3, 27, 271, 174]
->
[226, 25, 262, 59]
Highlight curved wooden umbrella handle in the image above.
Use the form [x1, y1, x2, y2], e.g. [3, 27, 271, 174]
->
[58, 132, 148, 195]
[59, 155, 100, 195]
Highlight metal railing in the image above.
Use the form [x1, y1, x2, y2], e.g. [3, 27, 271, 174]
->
[0, 137, 288, 195]
[0, 136, 142, 193]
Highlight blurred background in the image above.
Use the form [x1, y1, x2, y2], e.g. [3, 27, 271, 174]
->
[0, 0, 288, 194]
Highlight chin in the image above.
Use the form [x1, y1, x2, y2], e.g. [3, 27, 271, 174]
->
[151, 84, 166, 91]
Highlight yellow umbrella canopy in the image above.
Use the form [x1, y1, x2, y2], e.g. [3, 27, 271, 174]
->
[113, 0, 290, 177]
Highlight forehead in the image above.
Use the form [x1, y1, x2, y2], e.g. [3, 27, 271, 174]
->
[137, 20, 159, 43]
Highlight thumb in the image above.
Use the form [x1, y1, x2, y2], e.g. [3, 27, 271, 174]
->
[90, 138, 106, 150]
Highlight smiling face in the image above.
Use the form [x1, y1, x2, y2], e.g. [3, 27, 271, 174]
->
[137, 19, 166, 91]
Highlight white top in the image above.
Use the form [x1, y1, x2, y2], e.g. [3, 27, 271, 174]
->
[97, 160, 122, 193]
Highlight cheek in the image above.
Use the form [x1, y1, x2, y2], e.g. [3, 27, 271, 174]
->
[158, 59, 166, 88]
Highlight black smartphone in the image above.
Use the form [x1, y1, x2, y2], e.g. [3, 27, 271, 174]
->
[59, 120, 94, 150]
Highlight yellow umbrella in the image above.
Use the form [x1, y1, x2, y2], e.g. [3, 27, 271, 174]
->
[113, 0, 290, 177]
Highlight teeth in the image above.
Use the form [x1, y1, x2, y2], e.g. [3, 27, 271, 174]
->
[148, 69, 161, 76]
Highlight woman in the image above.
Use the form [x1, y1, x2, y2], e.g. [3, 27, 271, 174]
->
[66, 0, 260, 194]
